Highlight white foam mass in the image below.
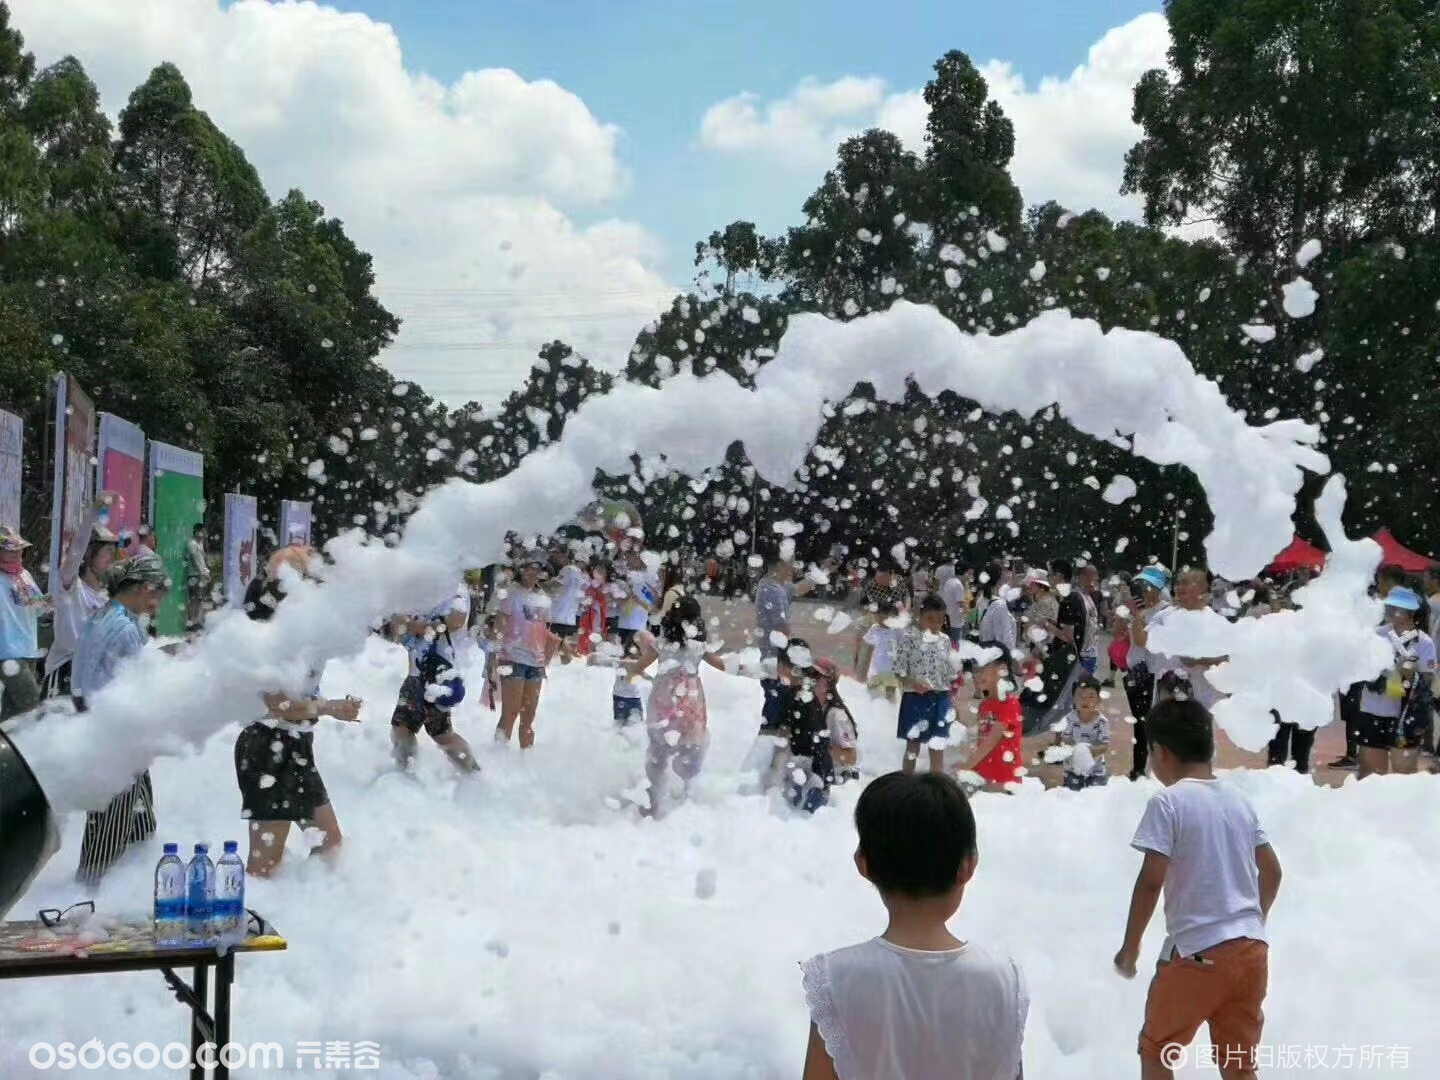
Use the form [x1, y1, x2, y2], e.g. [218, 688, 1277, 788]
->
[18, 303, 1340, 811]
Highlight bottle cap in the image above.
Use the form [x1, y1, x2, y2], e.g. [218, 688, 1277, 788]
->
[163, 843, 178, 854]
[223, 840, 239, 853]
[194, 843, 208, 853]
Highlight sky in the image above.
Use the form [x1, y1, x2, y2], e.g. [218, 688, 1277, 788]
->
[11, 0, 1166, 408]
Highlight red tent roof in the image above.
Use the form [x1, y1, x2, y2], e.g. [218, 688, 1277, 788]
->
[1269, 536, 1326, 572]
[1373, 528, 1437, 572]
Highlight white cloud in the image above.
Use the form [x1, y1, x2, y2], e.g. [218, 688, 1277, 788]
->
[698, 13, 1171, 221]
[12, 0, 674, 406]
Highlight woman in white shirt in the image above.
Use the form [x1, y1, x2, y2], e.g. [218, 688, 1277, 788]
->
[976, 564, 1017, 654]
[1356, 586, 1437, 779]
[46, 497, 120, 696]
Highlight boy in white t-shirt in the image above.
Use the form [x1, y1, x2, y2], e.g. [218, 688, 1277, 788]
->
[1114, 698, 1283, 1080]
[801, 772, 1027, 1080]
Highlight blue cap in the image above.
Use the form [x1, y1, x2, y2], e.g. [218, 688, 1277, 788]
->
[223, 841, 239, 853]
[1137, 567, 1171, 592]
[163, 843, 178, 854]
[194, 843, 208, 853]
[1384, 586, 1423, 612]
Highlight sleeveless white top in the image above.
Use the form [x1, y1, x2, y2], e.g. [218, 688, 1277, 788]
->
[802, 938, 1027, 1080]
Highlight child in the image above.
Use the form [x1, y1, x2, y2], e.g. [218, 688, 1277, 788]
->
[960, 643, 1025, 792]
[636, 596, 726, 817]
[588, 626, 650, 728]
[858, 602, 903, 702]
[800, 772, 1027, 1080]
[778, 640, 834, 813]
[813, 657, 859, 783]
[893, 594, 961, 776]
[1113, 698, 1282, 1080]
[1056, 674, 1110, 790]
[475, 613, 502, 712]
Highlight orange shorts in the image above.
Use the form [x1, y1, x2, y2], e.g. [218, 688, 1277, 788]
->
[1140, 938, 1268, 1066]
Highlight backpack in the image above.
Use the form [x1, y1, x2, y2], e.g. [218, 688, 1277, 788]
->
[417, 629, 466, 711]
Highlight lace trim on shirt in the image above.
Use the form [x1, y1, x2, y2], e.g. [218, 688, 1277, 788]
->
[800, 956, 859, 1080]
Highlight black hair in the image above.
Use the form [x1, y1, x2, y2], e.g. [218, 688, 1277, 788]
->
[193, 523, 205, 536]
[980, 563, 1006, 601]
[855, 772, 977, 899]
[975, 640, 1014, 676]
[778, 637, 812, 669]
[660, 594, 705, 646]
[1049, 558, 1074, 582]
[919, 593, 947, 615]
[1147, 697, 1214, 763]
[245, 578, 286, 622]
[1072, 674, 1103, 696]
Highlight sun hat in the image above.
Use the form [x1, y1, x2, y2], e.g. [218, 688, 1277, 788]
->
[812, 657, 839, 680]
[1137, 566, 1172, 592]
[1023, 568, 1052, 588]
[90, 523, 120, 545]
[0, 526, 30, 552]
[104, 549, 171, 593]
[1383, 586, 1423, 612]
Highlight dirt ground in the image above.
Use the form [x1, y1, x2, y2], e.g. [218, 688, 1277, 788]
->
[700, 595, 1354, 789]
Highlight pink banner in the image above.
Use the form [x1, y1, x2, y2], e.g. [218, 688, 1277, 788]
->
[101, 448, 144, 539]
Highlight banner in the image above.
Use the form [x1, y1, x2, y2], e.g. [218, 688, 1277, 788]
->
[0, 410, 21, 530]
[48, 375, 96, 591]
[148, 441, 205, 637]
[223, 493, 258, 608]
[96, 413, 145, 543]
[279, 500, 313, 547]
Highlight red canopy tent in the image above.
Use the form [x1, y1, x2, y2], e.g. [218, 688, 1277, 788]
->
[1373, 529, 1437, 572]
[1268, 536, 1326, 572]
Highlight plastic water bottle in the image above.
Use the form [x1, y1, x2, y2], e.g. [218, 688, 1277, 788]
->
[153, 844, 186, 947]
[213, 841, 245, 940]
[185, 843, 215, 945]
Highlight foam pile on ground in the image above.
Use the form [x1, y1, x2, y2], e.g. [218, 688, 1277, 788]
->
[3, 646, 1437, 1079]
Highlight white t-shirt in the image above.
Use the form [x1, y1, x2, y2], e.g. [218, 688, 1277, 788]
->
[863, 623, 900, 679]
[48, 577, 107, 674]
[940, 575, 968, 628]
[978, 597, 1017, 653]
[1359, 627, 1437, 718]
[1130, 778, 1269, 959]
[1061, 709, 1109, 780]
[612, 629, 653, 701]
[802, 938, 1027, 1080]
[619, 570, 658, 632]
[550, 564, 588, 626]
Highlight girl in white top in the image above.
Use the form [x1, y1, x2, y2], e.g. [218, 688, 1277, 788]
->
[801, 772, 1026, 1080]
[976, 565, 1018, 654]
[46, 496, 121, 693]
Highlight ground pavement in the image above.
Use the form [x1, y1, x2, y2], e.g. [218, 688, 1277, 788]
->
[699, 594, 1354, 789]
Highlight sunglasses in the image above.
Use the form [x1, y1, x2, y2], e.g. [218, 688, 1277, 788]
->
[38, 901, 95, 928]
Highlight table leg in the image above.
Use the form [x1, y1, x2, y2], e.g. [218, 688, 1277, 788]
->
[213, 953, 234, 1080]
[190, 965, 209, 1080]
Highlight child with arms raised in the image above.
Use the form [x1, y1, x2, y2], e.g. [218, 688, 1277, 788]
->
[801, 772, 1027, 1080]
[1114, 697, 1282, 1080]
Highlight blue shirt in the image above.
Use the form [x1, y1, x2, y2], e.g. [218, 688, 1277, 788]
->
[73, 601, 146, 700]
[0, 570, 42, 660]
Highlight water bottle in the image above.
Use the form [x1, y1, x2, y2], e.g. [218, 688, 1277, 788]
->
[185, 843, 215, 945]
[153, 844, 186, 947]
[213, 841, 246, 940]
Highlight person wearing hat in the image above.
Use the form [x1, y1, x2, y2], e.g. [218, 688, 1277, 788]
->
[46, 495, 123, 696]
[1355, 585, 1436, 779]
[0, 524, 49, 721]
[71, 548, 172, 883]
[493, 552, 561, 750]
[1124, 565, 1175, 780]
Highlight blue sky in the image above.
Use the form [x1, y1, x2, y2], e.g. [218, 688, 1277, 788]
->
[342, 0, 1157, 281]
[17, 0, 1167, 402]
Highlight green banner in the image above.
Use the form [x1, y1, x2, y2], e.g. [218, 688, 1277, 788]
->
[149, 442, 205, 637]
